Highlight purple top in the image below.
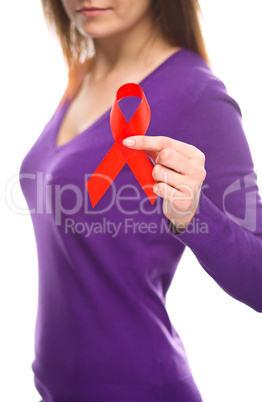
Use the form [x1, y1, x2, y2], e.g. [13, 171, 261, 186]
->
[19, 48, 262, 402]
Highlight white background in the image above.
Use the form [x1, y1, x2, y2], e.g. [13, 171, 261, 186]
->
[1, 1, 262, 401]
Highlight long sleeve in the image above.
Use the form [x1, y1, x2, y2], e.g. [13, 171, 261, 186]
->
[168, 77, 262, 313]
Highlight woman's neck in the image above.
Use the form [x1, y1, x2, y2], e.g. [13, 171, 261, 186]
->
[88, 17, 173, 83]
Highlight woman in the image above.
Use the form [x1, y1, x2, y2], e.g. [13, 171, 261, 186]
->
[19, 0, 262, 401]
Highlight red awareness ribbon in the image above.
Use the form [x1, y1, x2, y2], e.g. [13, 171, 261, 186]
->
[86, 83, 157, 208]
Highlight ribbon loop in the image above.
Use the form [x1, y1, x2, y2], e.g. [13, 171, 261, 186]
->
[86, 83, 157, 208]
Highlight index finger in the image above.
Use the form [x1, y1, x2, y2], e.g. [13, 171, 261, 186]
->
[122, 135, 200, 160]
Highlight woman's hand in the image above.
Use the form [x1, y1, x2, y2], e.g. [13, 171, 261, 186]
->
[123, 136, 206, 233]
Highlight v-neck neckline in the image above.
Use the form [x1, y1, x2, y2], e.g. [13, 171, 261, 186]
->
[54, 48, 186, 152]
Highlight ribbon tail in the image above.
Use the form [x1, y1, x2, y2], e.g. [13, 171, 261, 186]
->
[127, 151, 157, 205]
[86, 143, 126, 208]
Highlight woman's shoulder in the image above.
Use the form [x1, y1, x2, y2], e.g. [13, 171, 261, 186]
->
[164, 48, 225, 97]
[146, 48, 242, 140]
[152, 47, 239, 115]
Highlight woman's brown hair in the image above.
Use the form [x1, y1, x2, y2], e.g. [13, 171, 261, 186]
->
[40, 0, 210, 100]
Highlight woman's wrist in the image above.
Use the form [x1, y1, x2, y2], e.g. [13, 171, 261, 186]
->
[167, 219, 187, 234]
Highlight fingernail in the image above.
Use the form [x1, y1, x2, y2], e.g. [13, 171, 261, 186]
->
[123, 138, 135, 147]
[153, 184, 159, 195]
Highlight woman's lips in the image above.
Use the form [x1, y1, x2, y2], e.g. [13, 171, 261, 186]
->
[77, 7, 110, 18]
